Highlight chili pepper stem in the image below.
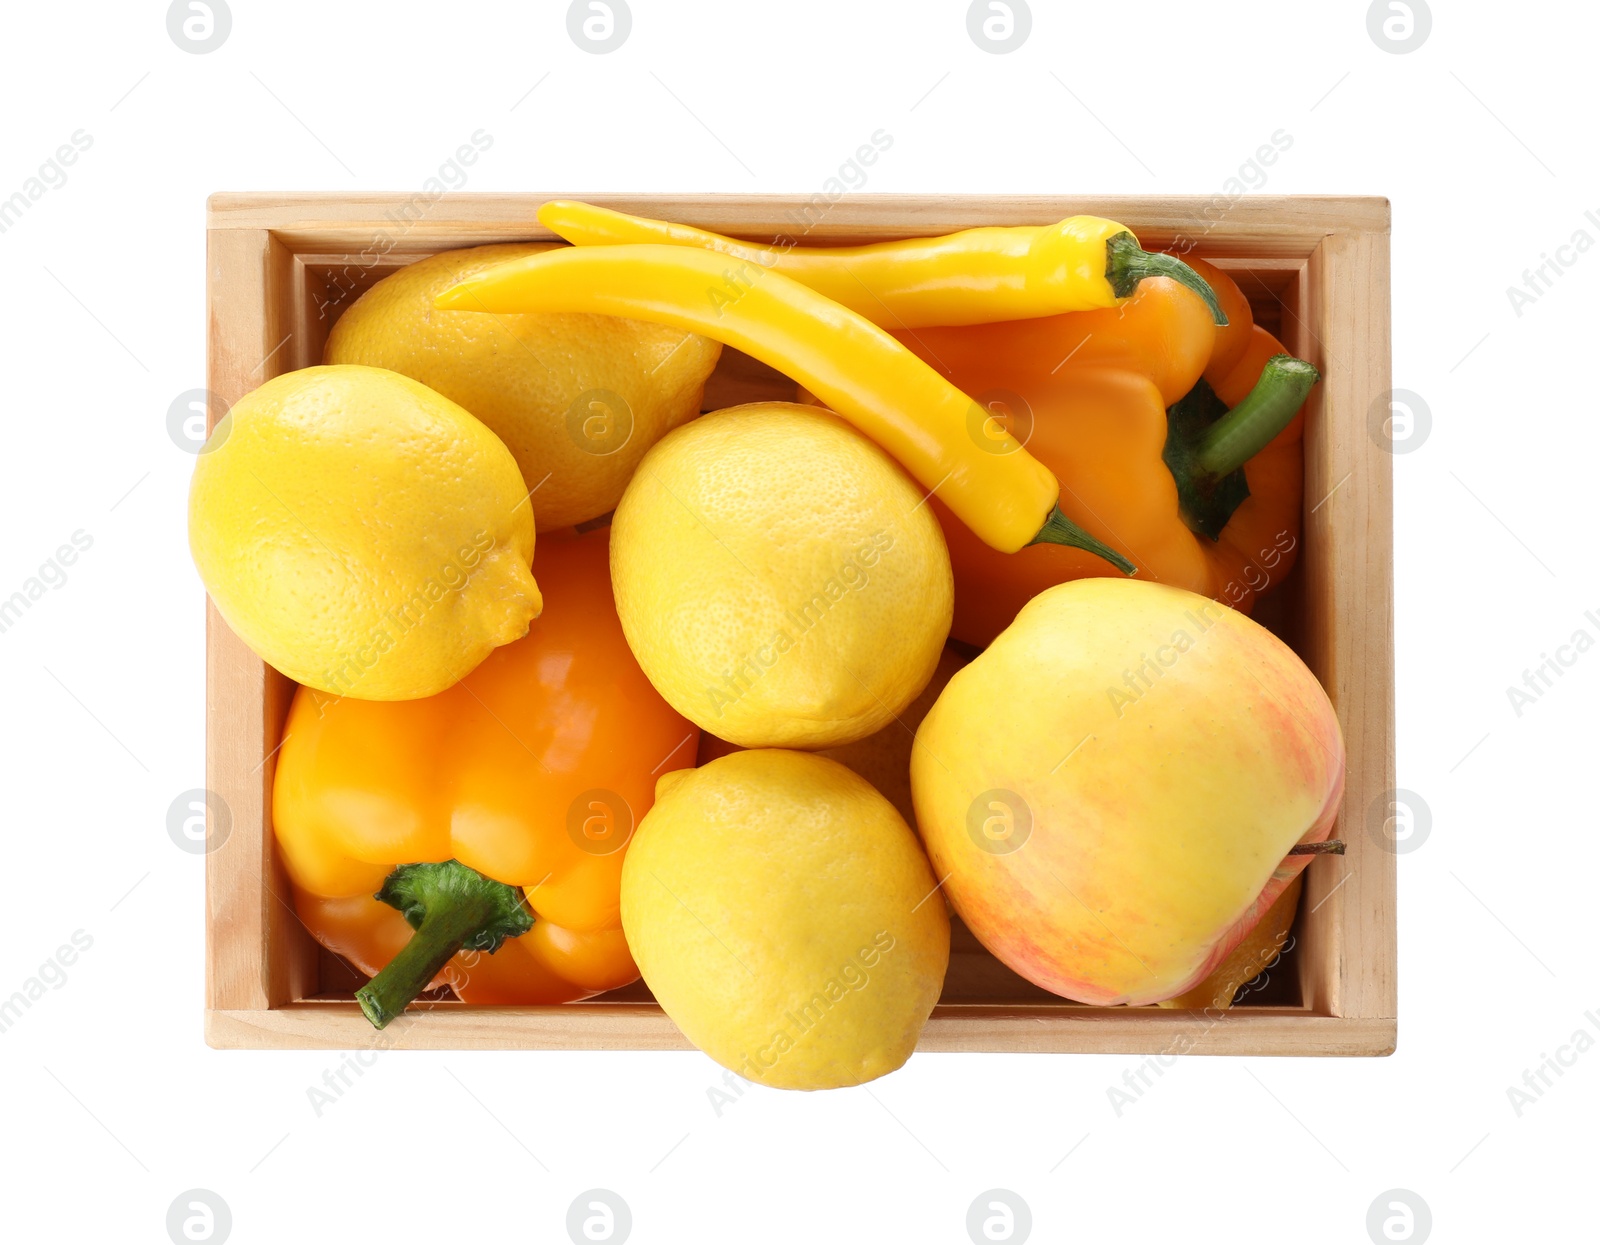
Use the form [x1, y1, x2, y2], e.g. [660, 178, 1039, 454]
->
[1104, 232, 1229, 326]
[1029, 506, 1137, 575]
[1194, 354, 1321, 479]
[354, 860, 533, 1030]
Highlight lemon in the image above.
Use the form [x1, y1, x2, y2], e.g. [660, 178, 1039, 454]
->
[610, 402, 953, 749]
[189, 364, 541, 700]
[324, 243, 721, 531]
[621, 749, 950, 1090]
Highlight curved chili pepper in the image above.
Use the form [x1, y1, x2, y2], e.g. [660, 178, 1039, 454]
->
[889, 261, 1315, 646]
[273, 526, 695, 1025]
[436, 243, 1134, 569]
[537, 199, 1227, 327]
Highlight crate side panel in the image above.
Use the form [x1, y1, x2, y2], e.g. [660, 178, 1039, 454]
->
[204, 228, 276, 1012]
[209, 193, 1388, 256]
[206, 1003, 1389, 1057]
[205, 229, 319, 1016]
[1298, 230, 1397, 1023]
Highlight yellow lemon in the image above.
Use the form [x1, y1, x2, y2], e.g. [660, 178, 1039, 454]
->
[621, 749, 950, 1090]
[610, 402, 953, 749]
[324, 242, 721, 530]
[189, 364, 541, 701]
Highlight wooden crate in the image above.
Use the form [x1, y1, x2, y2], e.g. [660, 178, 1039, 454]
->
[203, 194, 1394, 1055]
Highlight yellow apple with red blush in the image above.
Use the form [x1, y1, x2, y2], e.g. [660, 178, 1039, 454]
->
[911, 579, 1344, 1006]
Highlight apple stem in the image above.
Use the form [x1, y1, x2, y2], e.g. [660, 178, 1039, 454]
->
[1286, 840, 1345, 856]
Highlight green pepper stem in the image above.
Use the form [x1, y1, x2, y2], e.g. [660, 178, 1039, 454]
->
[1194, 354, 1320, 479]
[354, 860, 533, 1030]
[1029, 506, 1137, 575]
[1104, 232, 1229, 326]
[355, 905, 478, 1029]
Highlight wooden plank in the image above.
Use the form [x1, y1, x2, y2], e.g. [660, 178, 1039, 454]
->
[262, 237, 322, 1007]
[206, 193, 1390, 256]
[206, 1002, 1391, 1057]
[1285, 245, 1338, 1016]
[928, 1011, 1393, 1056]
[205, 228, 319, 1015]
[1295, 230, 1396, 1023]
[205, 228, 274, 1013]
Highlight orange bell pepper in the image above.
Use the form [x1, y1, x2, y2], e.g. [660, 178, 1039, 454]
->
[273, 526, 696, 1026]
[895, 260, 1317, 646]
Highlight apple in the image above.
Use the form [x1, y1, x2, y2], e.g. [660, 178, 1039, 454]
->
[910, 579, 1344, 1006]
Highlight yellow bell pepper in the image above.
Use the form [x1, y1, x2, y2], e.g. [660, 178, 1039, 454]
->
[536, 199, 1226, 327]
[273, 528, 695, 1027]
[436, 244, 1133, 570]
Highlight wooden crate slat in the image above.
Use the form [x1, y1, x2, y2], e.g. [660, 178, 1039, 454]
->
[206, 192, 1390, 254]
[206, 1002, 1392, 1057]
[1301, 228, 1398, 1024]
[205, 227, 274, 1013]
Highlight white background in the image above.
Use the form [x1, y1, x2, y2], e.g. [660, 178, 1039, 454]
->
[0, 1, 1592, 1241]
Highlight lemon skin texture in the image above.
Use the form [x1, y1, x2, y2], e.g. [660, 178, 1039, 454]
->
[609, 402, 954, 749]
[188, 364, 541, 701]
[621, 749, 950, 1090]
[325, 242, 721, 531]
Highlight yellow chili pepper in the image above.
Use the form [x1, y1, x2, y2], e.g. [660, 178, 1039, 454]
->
[436, 243, 1133, 568]
[536, 199, 1226, 328]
